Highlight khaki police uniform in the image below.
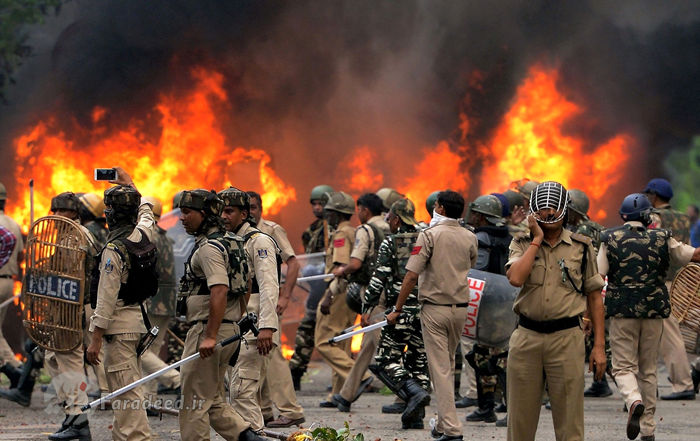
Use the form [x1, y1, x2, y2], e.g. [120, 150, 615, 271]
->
[0, 210, 23, 368]
[338, 215, 389, 402]
[179, 227, 250, 440]
[405, 218, 478, 436]
[229, 221, 279, 431]
[45, 224, 98, 417]
[314, 220, 359, 396]
[257, 218, 305, 423]
[89, 203, 156, 441]
[505, 229, 604, 441]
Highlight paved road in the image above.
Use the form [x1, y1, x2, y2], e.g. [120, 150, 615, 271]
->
[1, 361, 699, 440]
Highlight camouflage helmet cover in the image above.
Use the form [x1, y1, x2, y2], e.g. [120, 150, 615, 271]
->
[179, 189, 224, 217]
[310, 185, 334, 204]
[390, 198, 418, 226]
[143, 196, 163, 219]
[219, 187, 250, 210]
[567, 189, 590, 217]
[469, 195, 505, 226]
[104, 185, 141, 210]
[376, 188, 404, 211]
[0, 182, 5, 201]
[51, 192, 80, 213]
[324, 191, 355, 215]
[78, 192, 105, 218]
[172, 190, 184, 209]
[425, 190, 440, 214]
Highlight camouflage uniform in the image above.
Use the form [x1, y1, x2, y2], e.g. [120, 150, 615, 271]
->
[366, 226, 430, 393]
[84, 220, 109, 249]
[302, 218, 327, 254]
[650, 205, 691, 277]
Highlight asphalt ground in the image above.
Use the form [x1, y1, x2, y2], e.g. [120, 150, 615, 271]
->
[1, 360, 699, 440]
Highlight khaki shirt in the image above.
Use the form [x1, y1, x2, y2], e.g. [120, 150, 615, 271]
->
[351, 215, 388, 262]
[0, 211, 23, 277]
[326, 220, 355, 296]
[258, 218, 295, 263]
[185, 228, 243, 323]
[90, 202, 157, 334]
[597, 221, 695, 276]
[405, 218, 478, 305]
[238, 222, 279, 333]
[506, 228, 605, 321]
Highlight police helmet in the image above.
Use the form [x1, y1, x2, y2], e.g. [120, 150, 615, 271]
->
[324, 191, 355, 215]
[469, 195, 505, 226]
[425, 191, 440, 215]
[568, 189, 590, 217]
[179, 189, 224, 218]
[78, 193, 105, 218]
[619, 193, 651, 222]
[376, 188, 403, 211]
[310, 185, 334, 204]
[104, 185, 141, 210]
[51, 192, 80, 213]
[643, 178, 673, 200]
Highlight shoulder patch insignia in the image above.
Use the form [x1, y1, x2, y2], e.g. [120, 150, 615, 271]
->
[333, 238, 345, 248]
[104, 257, 114, 273]
[411, 246, 422, 255]
[257, 249, 268, 258]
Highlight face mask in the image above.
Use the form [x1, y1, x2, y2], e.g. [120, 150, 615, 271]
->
[430, 209, 449, 227]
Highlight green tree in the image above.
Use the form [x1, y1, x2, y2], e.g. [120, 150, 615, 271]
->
[0, 0, 62, 101]
[664, 136, 700, 210]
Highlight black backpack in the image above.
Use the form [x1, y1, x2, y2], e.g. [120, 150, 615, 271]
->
[90, 229, 159, 308]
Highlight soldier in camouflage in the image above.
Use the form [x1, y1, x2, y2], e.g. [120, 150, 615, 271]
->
[140, 197, 180, 399]
[464, 195, 511, 425]
[643, 178, 697, 400]
[598, 193, 700, 441]
[77, 192, 109, 248]
[290, 184, 334, 390]
[566, 189, 612, 398]
[365, 198, 430, 429]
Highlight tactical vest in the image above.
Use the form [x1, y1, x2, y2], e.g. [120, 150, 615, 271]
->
[475, 226, 512, 275]
[602, 225, 671, 319]
[243, 230, 282, 294]
[303, 219, 327, 254]
[348, 223, 384, 286]
[390, 231, 419, 280]
[179, 231, 249, 300]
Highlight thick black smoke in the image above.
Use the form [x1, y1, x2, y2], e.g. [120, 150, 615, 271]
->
[1, 0, 700, 222]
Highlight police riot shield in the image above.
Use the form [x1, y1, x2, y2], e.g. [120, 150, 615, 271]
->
[671, 263, 700, 334]
[22, 216, 88, 352]
[462, 269, 520, 347]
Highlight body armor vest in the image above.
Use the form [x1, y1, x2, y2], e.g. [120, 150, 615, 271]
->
[603, 225, 671, 318]
[348, 223, 384, 286]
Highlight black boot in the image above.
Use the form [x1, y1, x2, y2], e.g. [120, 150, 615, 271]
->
[290, 367, 304, 391]
[400, 379, 430, 427]
[239, 428, 266, 441]
[692, 366, 700, 394]
[0, 361, 35, 407]
[382, 401, 406, 414]
[48, 414, 91, 441]
[0, 363, 22, 389]
[401, 404, 425, 429]
[584, 377, 613, 397]
[466, 391, 496, 423]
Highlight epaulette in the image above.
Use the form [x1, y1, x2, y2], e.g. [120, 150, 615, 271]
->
[570, 232, 592, 245]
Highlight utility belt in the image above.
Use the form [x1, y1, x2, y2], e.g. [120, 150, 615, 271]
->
[0, 275, 13, 279]
[423, 301, 468, 308]
[518, 315, 579, 334]
[190, 319, 237, 325]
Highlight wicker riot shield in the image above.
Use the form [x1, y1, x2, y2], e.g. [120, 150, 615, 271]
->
[22, 216, 88, 352]
[670, 263, 700, 334]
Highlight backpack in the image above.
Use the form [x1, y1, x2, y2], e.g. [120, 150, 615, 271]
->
[90, 229, 159, 308]
[243, 230, 282, 294]
[348, 223, 385, 286]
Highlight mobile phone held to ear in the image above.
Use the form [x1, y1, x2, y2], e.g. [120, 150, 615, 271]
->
[94, 168, 117, 181]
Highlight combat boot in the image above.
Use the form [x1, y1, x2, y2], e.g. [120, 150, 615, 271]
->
[466, 391, 496, 423]
[584, 377, 613, 397]
[239, 428, 267, 441]
[290, 367, 304, 391]
[401, 405, 425, 429]
[0, 366, 35, 407]
[400, 379, 430, 427]
[0, 362, 22, 389]
[382, 401, 406, 414]
[48, 414, 91, 441]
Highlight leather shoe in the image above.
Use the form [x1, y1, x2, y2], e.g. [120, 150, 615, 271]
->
[266, 415, 306, 428]
[466, 407, 496, 423]
[659, 389, 695, 400]
[319, 400, 337, 408]
[433, 435, 463, 441]
[627, 400, 644, 440]
[455, 396, 477, 408]
[382, 402, 406, 414]
[331, 394, 351, 412]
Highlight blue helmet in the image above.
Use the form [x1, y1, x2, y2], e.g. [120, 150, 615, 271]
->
[643, 178, 673, 200]
[490, 193, 511, 217]
[619, 193, 651, 222]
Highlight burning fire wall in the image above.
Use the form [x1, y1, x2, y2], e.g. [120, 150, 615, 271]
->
[2, 1, 700, 357]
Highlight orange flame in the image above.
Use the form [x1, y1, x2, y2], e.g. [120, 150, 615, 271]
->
[478, 65, 633, 219]
[343, 146, 384, 193]
[350, 315, 363, 353]
[9, 67, 296, 232]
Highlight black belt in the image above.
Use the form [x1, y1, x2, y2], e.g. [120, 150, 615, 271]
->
[425, 301, 468, 307]
[192, 319, 236, 325]
[0, 275, 13, 279]
[518, 315, 579, 334]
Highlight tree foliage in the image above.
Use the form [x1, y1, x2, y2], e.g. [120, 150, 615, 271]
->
[665, 135, 700, 210]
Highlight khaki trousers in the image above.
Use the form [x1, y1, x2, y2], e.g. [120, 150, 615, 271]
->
[507, 326, 584, 441]
[660, 314, 694, 393]
[610, 318, 663, 438]
[260, 345, 305, 420]
[229, 336, 270, 431]
[141, 315, 180, 397]
[421, 303, 467, 437]
[180, 322, 249, 440]
[104, 333, 151, 441]
[0, 278, 19, 367]
[314, 291, 359, 395]
[83, 305, 108, 393]
[339, 309, 381, 402]
[459, 337, 477, 399]
[45, 348, 88, 415]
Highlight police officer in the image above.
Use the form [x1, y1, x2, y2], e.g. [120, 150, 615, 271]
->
[376, 188, 403, 214]
[77, 193, 109, 248]
[331, 193, 388, 412]
[388, 190, 478, 441]
[598, 193, 700, 441]
[219, 187, 279, 433]
[247, 191, 306, 429]
[86, 168, 153, 440]
[365, 198, 431, 429]
[314, 191, 360, 407]
[642, 178, 696, 400]
[177, 188, 262, 441]
[140, 196, 180, 402]
[505, 181, 606, 441]
[464, 195, 512, 425]
[290, 184, 334, 389]
[43, 192, 99, 440]
[0, 182, 23, 377]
